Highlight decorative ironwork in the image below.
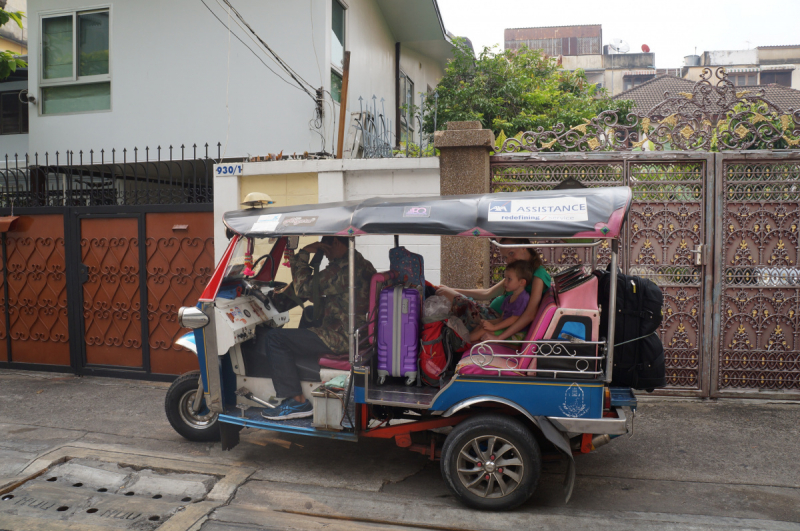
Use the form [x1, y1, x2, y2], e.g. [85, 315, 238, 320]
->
[627, 163, 705, 390]
[0, 144, 217, 208]
[719, 161, 800, 391]
[5, 215, 70, 365]
[493, 67, 800, 153]
[81, 219, 142, 368]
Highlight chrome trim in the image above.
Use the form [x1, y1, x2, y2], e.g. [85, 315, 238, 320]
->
[605, 240, 619, 383]
[465, 339, 605, 378]
[179, 306, 209, 329]
[200, 302, 224, 414]
[547, 406, 629, 435]
[491, 239, 603, 249]
[442, 396, 537, 425]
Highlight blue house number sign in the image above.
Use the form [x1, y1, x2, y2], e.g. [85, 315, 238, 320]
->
[216, 164, 243, 176]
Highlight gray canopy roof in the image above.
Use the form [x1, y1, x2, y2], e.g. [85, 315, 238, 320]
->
[223, 187, 632, 240]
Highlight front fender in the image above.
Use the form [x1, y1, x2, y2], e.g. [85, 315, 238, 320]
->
[175, 332, 197, 355]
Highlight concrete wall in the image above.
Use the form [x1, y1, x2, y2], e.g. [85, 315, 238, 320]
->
[562, 55, 603, 71]
[602, 53, 654, 70]
[704, 49, 758, 66]
[214, 157, 441, 283]
[25, 0, 449, 158]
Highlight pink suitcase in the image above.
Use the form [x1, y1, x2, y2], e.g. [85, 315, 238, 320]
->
[376, 285, 420, 385]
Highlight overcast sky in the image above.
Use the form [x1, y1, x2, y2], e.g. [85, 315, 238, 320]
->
[436, 0, 800, 69]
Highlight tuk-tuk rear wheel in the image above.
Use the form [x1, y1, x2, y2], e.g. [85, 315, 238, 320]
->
[165, 371, 221, 442]
[441, 414, 540, 511]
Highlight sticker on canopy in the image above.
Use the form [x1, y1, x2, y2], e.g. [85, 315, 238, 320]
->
[251, 213, 282, 232]
[488, 197, 588, 222]
[403, 206, 431, 218]
[281, 216, 318, 227]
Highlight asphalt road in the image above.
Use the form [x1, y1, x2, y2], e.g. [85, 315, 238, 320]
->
[0, 369, 798, 530]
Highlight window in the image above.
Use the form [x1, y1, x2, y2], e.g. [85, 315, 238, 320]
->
[399, 70, 414, 143]
[731, 73, 757, 86]
[760, 71, 792, 87]
[623, 75, 654, 92]
[1, 91, 28, 135]
[330, 0, 345, 103]
[40, 9, 110, 115]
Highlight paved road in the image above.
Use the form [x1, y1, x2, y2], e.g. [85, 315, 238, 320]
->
[0, 369, 798, 530]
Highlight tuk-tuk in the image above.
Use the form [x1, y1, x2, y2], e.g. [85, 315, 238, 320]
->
[165, 186, 637, 511]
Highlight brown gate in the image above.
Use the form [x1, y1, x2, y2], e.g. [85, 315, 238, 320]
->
[490, 153, 714, 396]
[0, 145, 218, 380]
[713, 152, 800, 398]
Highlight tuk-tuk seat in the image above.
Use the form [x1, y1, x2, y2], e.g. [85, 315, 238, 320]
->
[456, 292, 557, 376]
[319, 355, 350, 371]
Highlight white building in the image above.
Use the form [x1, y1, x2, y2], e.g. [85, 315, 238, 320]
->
[9, 0, 457, 158]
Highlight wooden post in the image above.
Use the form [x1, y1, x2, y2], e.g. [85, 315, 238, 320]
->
[336, 51, 351, 159]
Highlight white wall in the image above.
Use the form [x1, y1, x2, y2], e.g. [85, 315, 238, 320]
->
[706, 49, 758, 66]
[26, 0, 452, 159]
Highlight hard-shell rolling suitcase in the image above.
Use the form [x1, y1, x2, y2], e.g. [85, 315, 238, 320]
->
[377, 285, 420, 385]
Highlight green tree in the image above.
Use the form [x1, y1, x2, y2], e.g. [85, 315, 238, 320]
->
[424, 39, 632, 144]
[0, 7, 26, 80]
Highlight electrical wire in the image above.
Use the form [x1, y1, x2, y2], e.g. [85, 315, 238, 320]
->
[219, 0, 318, 95]
[199, 0, 313, 99]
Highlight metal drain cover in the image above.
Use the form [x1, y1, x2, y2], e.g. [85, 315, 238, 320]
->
[0, 458, 218, 529]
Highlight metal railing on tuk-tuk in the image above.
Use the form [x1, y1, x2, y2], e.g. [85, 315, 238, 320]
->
[465, 238, 620, 382]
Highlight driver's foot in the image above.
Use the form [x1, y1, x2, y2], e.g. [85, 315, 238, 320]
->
[261, 398, 313, 420]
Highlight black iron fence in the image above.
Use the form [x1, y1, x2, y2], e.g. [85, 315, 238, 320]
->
[0, 143, 222, 208]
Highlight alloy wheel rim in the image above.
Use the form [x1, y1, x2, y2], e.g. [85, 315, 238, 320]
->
[456, 435, 524, 498]
[178, 389, 217, 429]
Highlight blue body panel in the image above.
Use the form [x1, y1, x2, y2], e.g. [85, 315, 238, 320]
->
[430, 378, 604, 419]
[194, 327, 209, 393]
[218, 414, 358, 441]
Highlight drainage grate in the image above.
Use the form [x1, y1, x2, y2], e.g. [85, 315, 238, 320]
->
[0, 458, 219, 530]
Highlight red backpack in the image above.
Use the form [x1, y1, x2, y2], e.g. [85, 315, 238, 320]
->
[420, 320, 464, 386]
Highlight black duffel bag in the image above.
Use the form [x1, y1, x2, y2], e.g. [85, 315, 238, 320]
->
[595, 266, 666, 391]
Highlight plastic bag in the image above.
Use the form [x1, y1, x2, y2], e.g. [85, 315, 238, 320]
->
[423, 295, 452, 323]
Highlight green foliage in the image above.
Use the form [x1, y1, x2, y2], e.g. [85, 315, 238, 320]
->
[0, 8, 26, 81]
[423, 39, 633, 147]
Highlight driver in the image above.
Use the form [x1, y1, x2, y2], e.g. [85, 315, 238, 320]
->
[258, 236, 376, 420]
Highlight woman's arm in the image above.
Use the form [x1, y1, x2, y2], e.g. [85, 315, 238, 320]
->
[483, 314, 520, 332]
[437, 280, 506, 302]
[494, 277, 545, 340]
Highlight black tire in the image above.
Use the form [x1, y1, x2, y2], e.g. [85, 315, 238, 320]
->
[164, 371, 220, 442]
[441, 414, 541, 511]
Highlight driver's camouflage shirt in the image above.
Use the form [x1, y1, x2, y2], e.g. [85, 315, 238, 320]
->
[289, 248, 377, 354]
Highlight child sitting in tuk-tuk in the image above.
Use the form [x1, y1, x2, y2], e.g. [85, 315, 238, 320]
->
[469, 260, 532, 343]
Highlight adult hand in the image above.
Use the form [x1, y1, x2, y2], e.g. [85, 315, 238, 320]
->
[480, 332, 495, 342]
[302, 242, 328, 254]
[436, 285, 458, 301]
[482, 321, 497, 332]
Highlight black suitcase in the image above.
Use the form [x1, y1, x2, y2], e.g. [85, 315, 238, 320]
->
[596, 267, 666, 391]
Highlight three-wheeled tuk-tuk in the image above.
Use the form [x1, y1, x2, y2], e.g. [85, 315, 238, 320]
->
[166, 186, 639, 510]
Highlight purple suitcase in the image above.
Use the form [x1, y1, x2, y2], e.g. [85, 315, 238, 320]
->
[377, 285, 420, 385]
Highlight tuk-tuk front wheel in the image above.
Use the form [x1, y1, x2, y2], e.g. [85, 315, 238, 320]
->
[441, 414, 540, 511]
[165, 371, 220, 442]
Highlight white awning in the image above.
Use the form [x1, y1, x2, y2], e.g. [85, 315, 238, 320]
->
[726, 67, 759, 73]
[623, 70, 656, 77]
[760, 64, 796, 71]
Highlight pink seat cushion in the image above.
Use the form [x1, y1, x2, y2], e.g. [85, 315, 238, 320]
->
[457, 293, 557, 376]
[319, 356, 350, 370]
[557, 275, 598, 310]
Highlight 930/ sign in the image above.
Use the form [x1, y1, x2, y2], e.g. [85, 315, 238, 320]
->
[216, 164, 243, 175]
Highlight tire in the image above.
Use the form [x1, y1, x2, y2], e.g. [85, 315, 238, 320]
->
[164, 371, 220, 442]
[441, 414, 541, 511]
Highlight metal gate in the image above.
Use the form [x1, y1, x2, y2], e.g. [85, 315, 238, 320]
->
[489, 68, 800, 398]
[0, 146, 218, 380]
[490, 153, 714, 396]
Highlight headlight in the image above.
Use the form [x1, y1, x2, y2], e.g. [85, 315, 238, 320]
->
[179, 306, 209, 329]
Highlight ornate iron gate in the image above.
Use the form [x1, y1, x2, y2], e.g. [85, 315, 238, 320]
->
[714, 152, 800, 397]
[490, 153, 714, 396]
[489, 68, 800, 398]
[0, 145, 218, 380]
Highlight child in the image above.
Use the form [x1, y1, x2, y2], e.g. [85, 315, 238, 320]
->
[469, 260, 533, 343]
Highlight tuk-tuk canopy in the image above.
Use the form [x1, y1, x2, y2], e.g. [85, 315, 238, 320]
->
[222, 186, 632, 239]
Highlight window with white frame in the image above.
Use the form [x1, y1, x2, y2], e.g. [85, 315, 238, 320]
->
[330, 0, 345, 103]
[40, 9, 110, 115]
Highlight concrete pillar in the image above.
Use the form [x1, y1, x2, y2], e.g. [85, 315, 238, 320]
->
[433, 121, 495, 289]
